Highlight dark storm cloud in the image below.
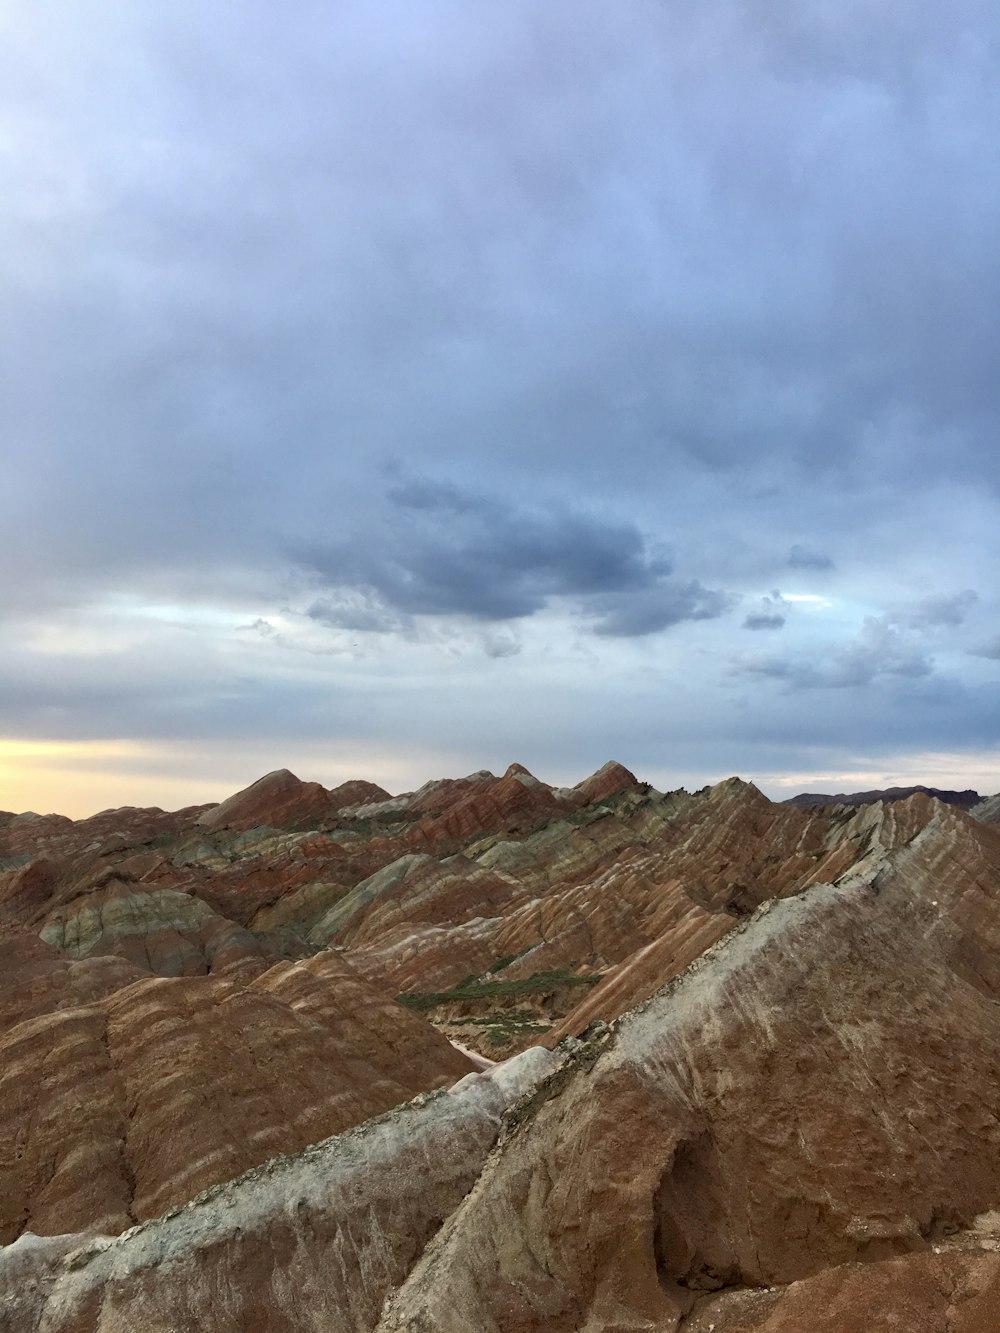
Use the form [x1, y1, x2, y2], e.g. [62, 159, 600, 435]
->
[295, 479, 725, 636]
[588, 580, 733, 638]
[970, 638, 1000, 661]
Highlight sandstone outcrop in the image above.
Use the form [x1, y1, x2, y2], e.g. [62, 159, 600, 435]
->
[0, 1047, 560, 1333]
[678, 1244, 1000, 1331]
[0, 947, 472, 1244]
[374, 802, 1000, 1332]
[3, 763, 1000, 1331]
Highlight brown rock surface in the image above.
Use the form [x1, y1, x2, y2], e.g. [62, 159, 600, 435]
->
[573, 759, 640, 803]
[195, 768, 388, 832]
[0, 927, 146, 1037]
[401, 766, 567, 851]
[349, 780, 915, 1056]
[680, 1245, 1000, 1332]
[374, 803, 1000, 1332]
[0, 949, 473, 1243]
[0, 804, 211, 865]
[0, 1047, 560, 1333]
[4, 763, 1000, 1332]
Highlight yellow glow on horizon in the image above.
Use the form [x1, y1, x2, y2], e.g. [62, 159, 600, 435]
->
[0, 739, 145, 762]
[0, 736, 459, 820]
[0, 739, 220, 818]
[758, 751, 1000, 795]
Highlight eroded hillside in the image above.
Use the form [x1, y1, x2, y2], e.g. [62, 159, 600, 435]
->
[2, 764, 999, 1331]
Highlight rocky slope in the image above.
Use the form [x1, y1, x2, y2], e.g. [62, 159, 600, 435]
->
[2, 763, 1000, 1330]
[375, 800, 1000, 1332]
[972, 792, 1000, 825]
[0, 1047, 560, 1333]
[0, 936, 473, 1245]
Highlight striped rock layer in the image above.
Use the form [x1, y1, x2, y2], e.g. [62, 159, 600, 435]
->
[2, 765, 999, 1331]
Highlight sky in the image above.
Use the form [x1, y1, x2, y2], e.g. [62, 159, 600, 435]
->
[2, 1, 999, 817]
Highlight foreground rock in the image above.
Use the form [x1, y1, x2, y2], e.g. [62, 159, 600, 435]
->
[375, 803, 1000, 1331]
[0, 948, 472, 1242]
[0, 1048, 559, 1333]
[679, 1244, 1000, 1331]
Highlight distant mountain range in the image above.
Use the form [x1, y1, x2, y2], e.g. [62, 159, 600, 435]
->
[785, 783, 989, 812]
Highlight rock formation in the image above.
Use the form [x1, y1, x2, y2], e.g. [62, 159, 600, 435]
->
[971, 792, 1000, 825]
[0, 1047, 559, 1333]
[2, 763, 1000, 1331]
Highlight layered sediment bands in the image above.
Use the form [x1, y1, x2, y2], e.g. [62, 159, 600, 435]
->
[375, 807, 1000, 1332]
[350, 782, 912, 1052]
[572, 759, 639, 804]
[4, 763, 999, 1331]
[0, 1047, 560, 1333]
[0, 805, 211, 864]
[0, 929, 146, 1037]
[0, 953, 473, 1243]
[542, 794, 942, 1040]
[168, 829, 380, 933]
[37, 883, 273, 977]
[196, 768, 390, 833]
[368, 778, 917, 1050]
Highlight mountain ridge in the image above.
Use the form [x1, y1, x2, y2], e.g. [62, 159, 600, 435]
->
[3, 761, 1000, 1330]
[783, 782, 984, 809]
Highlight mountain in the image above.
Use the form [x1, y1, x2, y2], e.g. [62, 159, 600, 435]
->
[784, 783, 982, 810]
[3, 764, 1000, 1330]
[971, 792, 1000, 825]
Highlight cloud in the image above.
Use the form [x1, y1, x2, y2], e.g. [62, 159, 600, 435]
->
[482, 631, 521, 659]
[743, 591, 787, 631]
[788, 545, 834, 571]
[587, 580, 733, 638]
[743, 613, 786, 631]
[0, 1, 999, 811]
[293, 479, 725, 637]
[970, 637, 1000, 661]
[901, 590, 978, 629]
[306, 598, 411, 634]
[734, 614, 933, 689]
[734, 585, 984, 689]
